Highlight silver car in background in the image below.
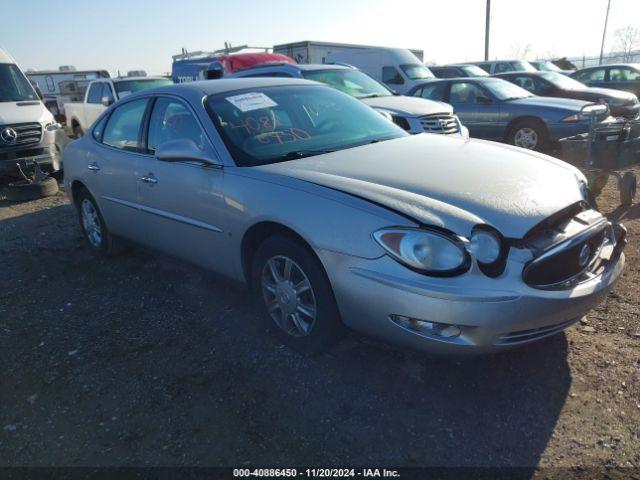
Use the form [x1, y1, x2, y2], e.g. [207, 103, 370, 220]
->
[62, 78, 626, 355]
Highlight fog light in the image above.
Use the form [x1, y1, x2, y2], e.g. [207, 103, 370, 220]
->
[390, 315, 461, 338]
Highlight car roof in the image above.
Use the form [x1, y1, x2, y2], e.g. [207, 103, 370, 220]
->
[110, 76, 169, 82]
[122, 77, 322, 98]
[575, 63, 640, 70]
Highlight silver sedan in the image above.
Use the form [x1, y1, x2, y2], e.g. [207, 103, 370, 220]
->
[62, 78, 626, 355]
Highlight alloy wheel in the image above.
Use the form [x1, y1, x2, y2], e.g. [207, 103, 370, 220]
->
[261, 255, 317, 337]
[513, 127, 538, 149]
[81, 199, 102, 247]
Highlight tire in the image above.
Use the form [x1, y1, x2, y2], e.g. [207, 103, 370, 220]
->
[620, 171, 637, 206]
[251, 235, 343, 354]
[2, 176, 58, 202]
[75, 188, 119, 256]
[507, 119, 549, 151]
[73, 125, 84, 139]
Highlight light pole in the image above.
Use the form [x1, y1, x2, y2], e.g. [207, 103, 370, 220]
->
[484, 0, 491, 61]
[599, 0, 612, 65]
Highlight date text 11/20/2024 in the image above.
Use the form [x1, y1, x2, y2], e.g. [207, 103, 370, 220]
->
[233, 468, 401, 477]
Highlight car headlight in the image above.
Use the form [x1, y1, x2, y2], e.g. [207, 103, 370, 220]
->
[469, 229, 501, 263]
[390, 115, 411, 131]
[373, 228, 469, 275]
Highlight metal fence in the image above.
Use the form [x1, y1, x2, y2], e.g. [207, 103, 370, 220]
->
[566, 50, 640, 69]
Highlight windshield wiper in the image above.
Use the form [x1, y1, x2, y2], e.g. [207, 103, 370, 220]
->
[278, 149, 337, 160]
[359, 93, 388, 99]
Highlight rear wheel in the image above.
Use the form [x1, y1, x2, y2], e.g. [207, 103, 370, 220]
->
[76, 188, 119, 256]
[251, 235, 342, 353]
[73, 124, 84, 139]
[620, 171, 637, 206]
[508, 120, 548, 151]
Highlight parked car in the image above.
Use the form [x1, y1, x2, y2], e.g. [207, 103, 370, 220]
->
[467, 60, 538, 75]
[323, 48, 434, 94]
[65, 76, 172, 138]
[408, 77, 608, 150]
[230, 63, 467, 136]
[570, 64, 640, 97]
[530, 60, 574, 76]
[495, 71, 640, 119]
[0, 47, 62, 176]
[429, 64, 490, 78]
[62, 78, 626, 355]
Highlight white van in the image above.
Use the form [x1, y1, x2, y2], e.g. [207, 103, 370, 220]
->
[1, 47, 61, 175]
[324, 48, 434, 94]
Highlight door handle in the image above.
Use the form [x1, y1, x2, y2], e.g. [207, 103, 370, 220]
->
[139, 174, 158, 184]
[87, 162, 100, 171]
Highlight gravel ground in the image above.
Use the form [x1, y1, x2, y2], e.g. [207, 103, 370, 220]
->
[0, 167, 639, 478]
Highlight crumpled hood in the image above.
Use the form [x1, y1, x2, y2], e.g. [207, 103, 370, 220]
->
[580, 87, 637, 103]
[0, 101, 52, 125]
[361, 95, 453, 116]
[258, 134, 584, 238]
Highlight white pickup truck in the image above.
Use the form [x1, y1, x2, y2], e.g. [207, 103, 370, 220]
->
[64, 76, 172, 137]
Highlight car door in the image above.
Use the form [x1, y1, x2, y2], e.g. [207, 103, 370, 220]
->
[84, 97, 150, 241]
[446, 81, 502, 139]
[85, 82, 107, 127]
[135, 95, 230, 272]
[607, 66, 640, 96]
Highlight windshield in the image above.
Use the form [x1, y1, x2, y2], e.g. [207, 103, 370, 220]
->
[539, 71, 586, 90]
[483, 78, 533, 100]
[302, 69, 391, 99]
[0, 64, 38, 102]
[512, 61, 537, 72]
[400, 64, 434, 80]
[114, 78, 173, 97]
[533, 61, 562, 72]
[460, 65, 490, 77]
[206, 85, 407, 166]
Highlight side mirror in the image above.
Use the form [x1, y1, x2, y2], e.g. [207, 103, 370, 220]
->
[155, 139, 218, 165]
[101, 96, 113, 107]
[476, 96, 492, 105]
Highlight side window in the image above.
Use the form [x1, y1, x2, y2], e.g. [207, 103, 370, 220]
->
[102, 83, 115, 104]
[495, 62, 512, 73]
[419, 82, 446, 101]
[579, 69, 605, 82]
[449, 82, 485, 104]
[147, 97, 204, 154]
[382, 66, 404, 85]
[92, 114, 108, 141]
[102, 99, 149, 152]
[609, 67, 640, 81]
[512, 75, 536, 92]
[87, 83, 103, 104]
[476, 63, 491, 73]
[412, 86, 423, 97]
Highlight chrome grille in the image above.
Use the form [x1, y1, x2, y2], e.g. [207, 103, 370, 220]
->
[419, 114, 460, 135]
[0, 123, 43, 148]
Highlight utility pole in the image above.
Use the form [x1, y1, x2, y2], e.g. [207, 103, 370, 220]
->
[484, 0, 491, 61]
[599, 0, 611, 65]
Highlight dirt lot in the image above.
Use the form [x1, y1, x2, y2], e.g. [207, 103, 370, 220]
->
[1, 168, 639, 478]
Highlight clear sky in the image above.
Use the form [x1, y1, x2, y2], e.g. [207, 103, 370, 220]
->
[1, 0, 639, 75]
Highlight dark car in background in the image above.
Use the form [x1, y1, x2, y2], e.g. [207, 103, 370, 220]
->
[429, 64, 489, 78]
[408, 77, 606, 150]
[571, 64, 640, 97]
[495, 71, 639, 119]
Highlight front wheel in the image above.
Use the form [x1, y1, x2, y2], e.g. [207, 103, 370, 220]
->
[251, 236, 343, 353]
[508, 120, 548, 151]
